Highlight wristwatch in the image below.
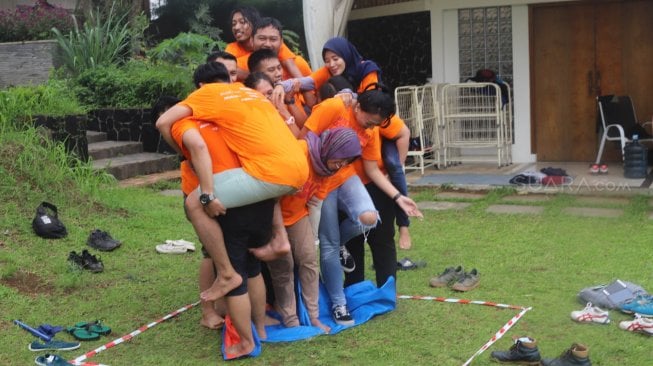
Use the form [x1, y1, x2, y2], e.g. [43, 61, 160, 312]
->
[199, 193, 216, 206]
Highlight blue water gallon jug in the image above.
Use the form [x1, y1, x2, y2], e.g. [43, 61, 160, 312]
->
[623, 134, 648, 178]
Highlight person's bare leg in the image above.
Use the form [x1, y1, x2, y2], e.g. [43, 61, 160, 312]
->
[249, 202, 290, 261]
[398, 226, 412, 250]
[186, 192, 242, 302]
[199, 258, 225, 329]
[247, 274, 269, 340]
[224, 294, 255, 358]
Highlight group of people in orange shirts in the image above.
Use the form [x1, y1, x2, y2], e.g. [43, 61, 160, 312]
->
[154, 5, 423, 359]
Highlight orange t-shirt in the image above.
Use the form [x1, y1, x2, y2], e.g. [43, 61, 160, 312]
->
[303, 97, 380, 195]
[171, 118, 241, 195]
[354, 114, 406, 184]
[179, 82, 308, 189]
[309, 68, 379, 93]
[225, 42, 296, 73]
[279, 141, 328, 226]
[282, 54, 312, 80]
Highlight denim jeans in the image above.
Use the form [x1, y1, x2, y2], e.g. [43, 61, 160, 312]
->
[318, 174, 378, 307]
[382, 138, 409, 227]
[195, 168, 295, 208]
[345, 182, 397, 289]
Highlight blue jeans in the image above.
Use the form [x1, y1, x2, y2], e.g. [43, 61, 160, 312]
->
[318, 175, 378, 307]
[382, 138, 409, 227]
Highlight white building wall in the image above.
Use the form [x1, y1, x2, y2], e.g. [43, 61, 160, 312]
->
[350, 0, 572, 163]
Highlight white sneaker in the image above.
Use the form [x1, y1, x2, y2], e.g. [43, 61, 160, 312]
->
[156, 240, 195, 254]
[166, 239, 196, 252]
[570, 302, 610, 324]
[619, 313, 653, 335]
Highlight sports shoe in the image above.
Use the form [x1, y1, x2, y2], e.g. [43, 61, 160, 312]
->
[620, 295, 653, 317]
[156, 240, 192, 254]
[451, 268, 480, 292]
[589, 164, 599, 174]
[332, 304, 354, 326]
[68, 251, 103, 273]
[599, 164, 608, 174]
[87, 229, 121, 251]
[619, 313, 653, 335]
[167, 239, 195, 251]
[570, 302, 610, 324]
[29, 339, 80, 352]
[429, 265, 464, 288]
[340, 246, 355, 273]
[34, 353, 75, 366]
[490, 336, 541, 365]
[540, 343, 591, 366]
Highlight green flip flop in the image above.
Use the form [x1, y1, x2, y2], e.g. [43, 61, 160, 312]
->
[70, 327, 100, 341]
[87, 321, 111, 336]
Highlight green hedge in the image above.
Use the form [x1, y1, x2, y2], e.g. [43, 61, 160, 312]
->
[73, 60, 194, 108]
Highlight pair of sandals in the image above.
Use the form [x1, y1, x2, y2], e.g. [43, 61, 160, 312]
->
[66, 320, 111, 341]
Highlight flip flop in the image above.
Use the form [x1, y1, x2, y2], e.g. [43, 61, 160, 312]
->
[69, 327, 100, 341]
[397, 257, 427, 271]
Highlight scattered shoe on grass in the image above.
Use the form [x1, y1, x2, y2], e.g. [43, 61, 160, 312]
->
[619, 313, 653, 335]
[67, 250, 103, 273]
[156, 239, 196, 254]
[397, 257, 427, 270]
[34, 353, 74, 366]
[490, 336, 541, 365]
[29, 339, 80, 352]
[451, 268, 480, 292]
[429, 265, 464, 288]
[87, 229, 121, 251]
[540, 343, 591, 366]
[571, 302, 610, 324]
[339, 246, 355, 273]
[66, 320, 111, 341]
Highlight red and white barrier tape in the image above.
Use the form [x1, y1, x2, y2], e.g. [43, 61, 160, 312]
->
[398, 294, 532, 365]
[69, 300, 200, 365]
[462, 306, 532, 366]
[397, 294, 527, 310]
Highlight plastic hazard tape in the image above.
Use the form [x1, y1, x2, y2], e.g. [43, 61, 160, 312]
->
[69, 300, 200, 366]
[398, 294, 532, 365]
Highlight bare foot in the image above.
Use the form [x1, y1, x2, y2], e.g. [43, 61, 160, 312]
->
[225, 339, 255, 359]
[311, 318, 331, 334]
[264, 314, 280, 326]
[200, 308, 225, 330]
[398, 226, 412, 250]
[256, 323, 267, 340]
[249, 243, 287, 262]
[200, 273, 243, 302]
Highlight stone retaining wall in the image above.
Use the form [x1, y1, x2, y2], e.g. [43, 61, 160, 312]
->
[0, 40, 57, 88]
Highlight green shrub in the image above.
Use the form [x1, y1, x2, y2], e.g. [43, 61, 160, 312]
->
[147, 32, 223, 67]
[0, 0, 74, 42]
[0, 79, 86, 130]
[73, 60, 194, 108]
[51, 3, 134, 76]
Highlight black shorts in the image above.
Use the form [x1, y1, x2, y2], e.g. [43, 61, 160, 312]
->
[218, 199, 275, 296]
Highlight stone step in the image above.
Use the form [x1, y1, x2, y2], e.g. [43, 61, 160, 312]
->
[86, 130, 107, 144]
[88, 140, 143, 160]
[92, 152, 179, 181]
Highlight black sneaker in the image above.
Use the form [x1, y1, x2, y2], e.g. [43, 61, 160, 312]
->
[340, 246, 355, 273]
[81, 249, 104, 273]
[332, 304, 354, 326]
[87, 229, 121, 251]
[68, 251, 85, 269]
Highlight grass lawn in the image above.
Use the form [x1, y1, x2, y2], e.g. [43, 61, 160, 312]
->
[1, 183, 652, 365]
